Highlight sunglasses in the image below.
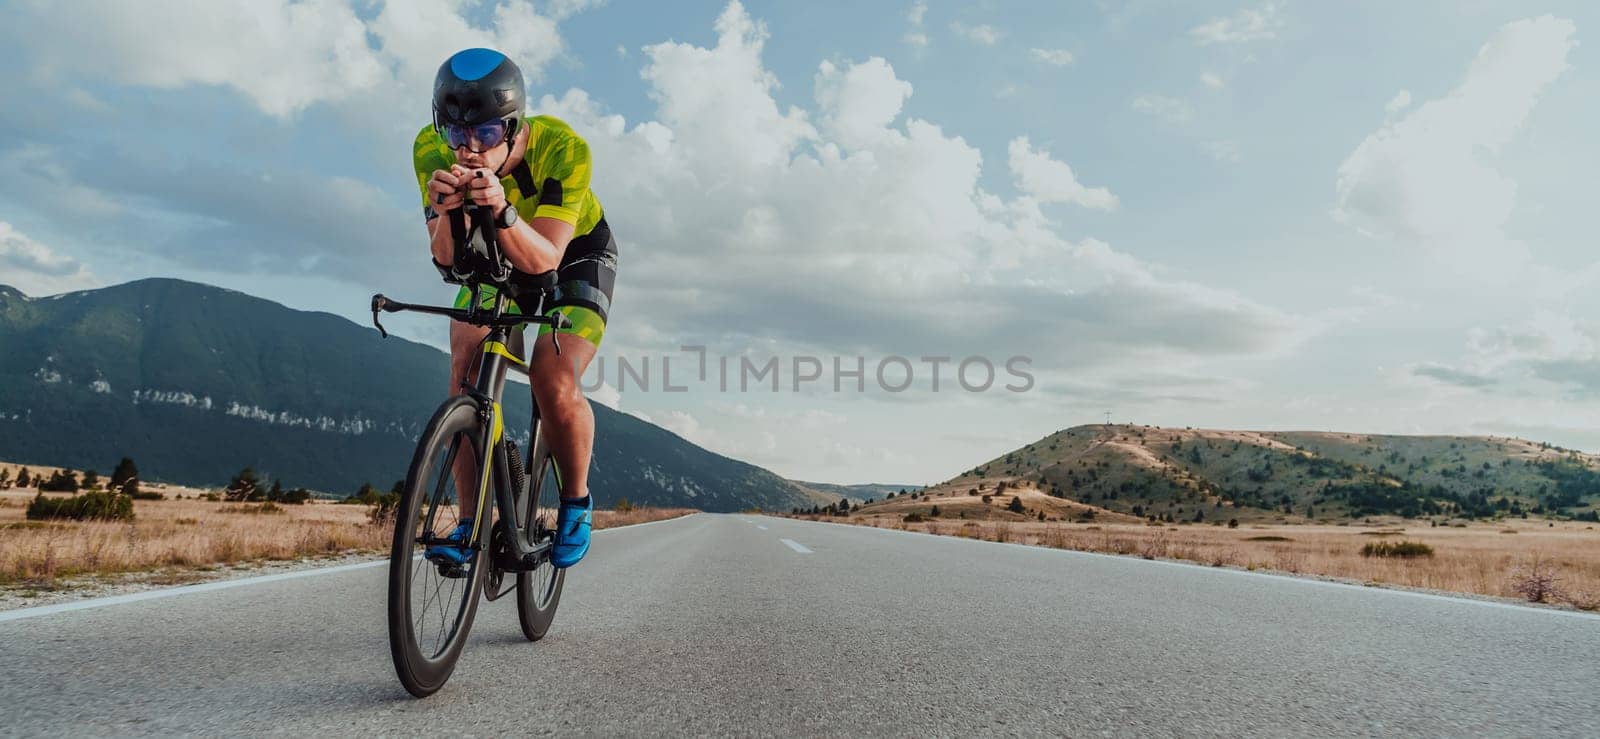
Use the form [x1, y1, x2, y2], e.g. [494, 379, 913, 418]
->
[442, 119, 511, 153]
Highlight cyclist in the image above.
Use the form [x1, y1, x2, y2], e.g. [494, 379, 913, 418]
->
[413, 48, 616, 569]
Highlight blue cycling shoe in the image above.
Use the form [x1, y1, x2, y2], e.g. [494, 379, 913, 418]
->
[551, 496, 592, 568]
[424, 521, 475, 567]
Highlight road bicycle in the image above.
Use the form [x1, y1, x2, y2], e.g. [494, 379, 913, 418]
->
[371, 204, 570, 697]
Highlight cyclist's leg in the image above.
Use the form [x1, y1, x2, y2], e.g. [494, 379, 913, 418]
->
[448, 318, 489, 520]
[529, 220, 615, 503]
[529, 328, 598, 501]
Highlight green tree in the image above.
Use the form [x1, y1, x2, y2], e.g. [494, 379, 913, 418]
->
[82, 469, 101, 490]
[110, 457, 139, 489]
[929, 505, 941, 517]
[225, 467, 261, 502]
[16, 467, 31, 487]
[0, 468, 10, 489]
[39, 470, 80, 492]
[1007, 496, 1025, 514]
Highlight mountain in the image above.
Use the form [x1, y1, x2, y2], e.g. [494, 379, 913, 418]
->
[860, 425, 1600, 523]
[0, 278, 813, 512]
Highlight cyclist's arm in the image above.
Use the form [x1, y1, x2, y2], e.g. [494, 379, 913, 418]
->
[498, 125, 589, 274]
[497, 217, 574, 275]
[427, 212, 455, 266]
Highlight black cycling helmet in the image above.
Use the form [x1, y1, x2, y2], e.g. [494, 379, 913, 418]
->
[432, 48, 525, 138]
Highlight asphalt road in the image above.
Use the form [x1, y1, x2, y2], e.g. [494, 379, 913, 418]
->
[3, 513, 1596, 737]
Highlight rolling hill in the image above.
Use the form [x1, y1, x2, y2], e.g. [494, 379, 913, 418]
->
[845, 424, 1600, 523]
[0, 279, 814, 512]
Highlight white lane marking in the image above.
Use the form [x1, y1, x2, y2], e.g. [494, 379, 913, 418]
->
[781, 538, 812, 554]
[788, 517, 1600, 621]
[757, 525, 768, 530]
[0, 512, 703, 624]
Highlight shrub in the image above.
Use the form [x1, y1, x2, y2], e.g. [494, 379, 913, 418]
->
[1227, 518, 1239, 529]
[110, 457, 139, 489]
[219, 503, 285, 515]
[902, 512, 927, 523]
[1245, 535, 1292, 542]
[26, 490, 134, 521]
[368, 493, 401, 525]
[224, 467, 263, 502]
[344, 483, 385, 505]
[1007, 497, 1025, 514]
[614, 497, 635, 513]
[1360, 540, 1434, 558]
[38, 470, 80, 493]
[1508, 554, 1564, 603]
[929, 505, 941, 517]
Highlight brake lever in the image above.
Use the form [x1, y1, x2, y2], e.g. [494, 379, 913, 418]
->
[549, 311, 570, 355]
[370, 294, 389, 338]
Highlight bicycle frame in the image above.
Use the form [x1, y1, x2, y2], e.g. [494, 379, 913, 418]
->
[373, 282, 568, 571]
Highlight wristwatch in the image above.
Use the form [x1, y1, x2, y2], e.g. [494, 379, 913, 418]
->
[495, 204, 520, 229]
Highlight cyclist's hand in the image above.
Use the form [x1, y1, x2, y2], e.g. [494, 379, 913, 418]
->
[465, 168, 508, 215]
[427, 169, 465, 216]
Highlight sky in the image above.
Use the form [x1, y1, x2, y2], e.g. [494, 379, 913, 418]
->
[2, 0, 1598, 485]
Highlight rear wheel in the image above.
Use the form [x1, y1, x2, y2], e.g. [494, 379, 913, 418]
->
[388, 396, 488, 697]
[516, 420, 565, 640]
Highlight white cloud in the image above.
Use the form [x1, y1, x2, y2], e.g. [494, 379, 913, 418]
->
[548, 0, 607, 21]
[949, 22, 1001, 46]
[1007, 138, 1118, 211]
[1190, 2, 1283, 45]
[1131, 94, 1194, 125]
[1204, 140, 1241, 163]
[639, 2, 816, 171]
[1418, 311, 1600, 399]
[6, 0, 568, 119]
[1384, 89, 1411, 114]
[1200, 71, 1225, 89]
[0, 222, 99, 295]
[907, 1, 927, 26]
[534, 3, 1302, 380]
[815, 58, 913, 151]
[903, 1, 929, 47]
[1334, 16, 1576, 267]
[589, 380, 622, 410]
[994, 84, 1018, 99]
[1029, 48, 1075, 66]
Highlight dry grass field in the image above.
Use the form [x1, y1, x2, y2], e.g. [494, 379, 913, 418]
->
[799, 512, 1600, 611]
[0, 478, 693, 592]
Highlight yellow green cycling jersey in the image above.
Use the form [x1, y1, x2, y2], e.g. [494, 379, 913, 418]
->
[412, 114, 604, 236]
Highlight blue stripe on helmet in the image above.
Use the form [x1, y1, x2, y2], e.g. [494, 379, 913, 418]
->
[450, 48, 506, 81]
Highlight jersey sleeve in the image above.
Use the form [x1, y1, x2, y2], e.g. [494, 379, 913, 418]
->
[532, 131, 594, 226]
[412, 125, 452, 220]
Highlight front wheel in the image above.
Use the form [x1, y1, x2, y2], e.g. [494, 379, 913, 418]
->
[388, 396, 488, 697]
[516, 420, 565, 640]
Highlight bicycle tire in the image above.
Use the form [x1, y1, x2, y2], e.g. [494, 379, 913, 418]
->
[388, 395, 489, 697]
[515, 418, 565, 641]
